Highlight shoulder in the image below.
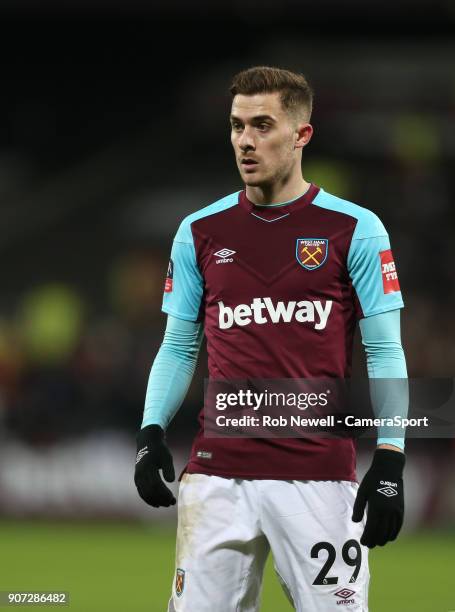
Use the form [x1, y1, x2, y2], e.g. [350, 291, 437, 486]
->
[174, 191, 241, 244]
[313, 188, 387, 240]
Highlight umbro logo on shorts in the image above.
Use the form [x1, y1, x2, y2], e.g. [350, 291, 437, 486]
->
[334, 588, 356, 604]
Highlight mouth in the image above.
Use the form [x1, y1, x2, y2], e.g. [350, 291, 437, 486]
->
[240, 158, 259, 169]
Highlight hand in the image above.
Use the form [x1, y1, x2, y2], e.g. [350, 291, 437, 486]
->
[134, 425, 176, 508]
[352, 448, 405, 548]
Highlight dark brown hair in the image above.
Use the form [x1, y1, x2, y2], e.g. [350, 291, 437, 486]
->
[230, 66, 313, 121]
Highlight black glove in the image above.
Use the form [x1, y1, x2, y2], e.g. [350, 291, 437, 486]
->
[134, 425, 176, 508]
[352, 448, 405, 548]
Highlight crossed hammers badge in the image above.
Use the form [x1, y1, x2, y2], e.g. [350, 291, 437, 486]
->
[296, 238, 328, 270]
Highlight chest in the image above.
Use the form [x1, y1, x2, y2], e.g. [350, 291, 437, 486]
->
[195, 208, 355, 302]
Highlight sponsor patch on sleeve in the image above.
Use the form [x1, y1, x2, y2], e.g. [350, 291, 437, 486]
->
[380, 249, 400, 294]
[164, 258, 173, 293]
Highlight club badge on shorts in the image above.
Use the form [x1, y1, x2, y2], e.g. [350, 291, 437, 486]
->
[175, 568, 185, 597]
[296, 238, 328, 270]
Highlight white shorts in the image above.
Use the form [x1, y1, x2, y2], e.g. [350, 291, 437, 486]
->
[168, 474, 369, 612]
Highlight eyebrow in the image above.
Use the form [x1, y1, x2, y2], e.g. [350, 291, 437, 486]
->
[230, 114, 277, 124]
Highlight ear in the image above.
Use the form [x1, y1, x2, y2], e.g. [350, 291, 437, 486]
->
[294, 122, 313, 149]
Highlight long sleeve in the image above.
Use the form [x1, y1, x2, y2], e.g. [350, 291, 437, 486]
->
[141, 314, 204, 430]
[359, 309, 408, 449]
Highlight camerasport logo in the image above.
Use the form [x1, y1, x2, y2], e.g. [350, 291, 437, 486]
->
[380, 249, 400, 294]
[334, 588, 356, 605]
[164, 258, 174, 293]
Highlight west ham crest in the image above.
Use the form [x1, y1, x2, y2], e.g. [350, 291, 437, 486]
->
[175, 568, 185, 597]
[296, 238, 328, 270]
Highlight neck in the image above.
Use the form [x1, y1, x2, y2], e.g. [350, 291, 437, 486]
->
[245, 170, 310, 205]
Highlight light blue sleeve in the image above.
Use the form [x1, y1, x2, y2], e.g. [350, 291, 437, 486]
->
[347, 211, 404, 318]
[141, 314, 204, 430]
[161, 218, 204, 322]
[161, 191, 240, 321]
[359, 309, 408, 450]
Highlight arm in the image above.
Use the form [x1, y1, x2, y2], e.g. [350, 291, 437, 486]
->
[135, 314, 204, 508]
[135, 214, 205, 507]
[346, 210, 407, 547]
[359, 309, 408, 451]
[142, 314, 204, 430]
[350, 309, 408, 547]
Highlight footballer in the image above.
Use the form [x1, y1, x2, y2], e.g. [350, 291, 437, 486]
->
[134, 66, 408, 611]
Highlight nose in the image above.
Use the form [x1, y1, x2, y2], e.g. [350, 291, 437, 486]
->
[238, 126, 255, 152]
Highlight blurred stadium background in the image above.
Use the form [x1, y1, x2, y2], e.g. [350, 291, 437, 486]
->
[0, 1, 454, 610]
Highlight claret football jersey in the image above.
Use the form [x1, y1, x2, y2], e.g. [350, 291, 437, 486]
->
[162, 184, 404, 480]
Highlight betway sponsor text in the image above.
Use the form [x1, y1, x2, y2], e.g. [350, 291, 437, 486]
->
[218, 297, 333, 330]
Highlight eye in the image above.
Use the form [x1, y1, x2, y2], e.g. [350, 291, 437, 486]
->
[257, 123, 270, 132]
[231, 122, 243, 132]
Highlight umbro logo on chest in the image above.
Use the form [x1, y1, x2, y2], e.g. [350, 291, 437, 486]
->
[214, 248, 236, 264]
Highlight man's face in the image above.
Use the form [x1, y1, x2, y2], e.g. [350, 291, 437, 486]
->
[230, 92, 307, 188]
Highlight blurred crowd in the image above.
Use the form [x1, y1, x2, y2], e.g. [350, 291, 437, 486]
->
[0, 251, 205, 444]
